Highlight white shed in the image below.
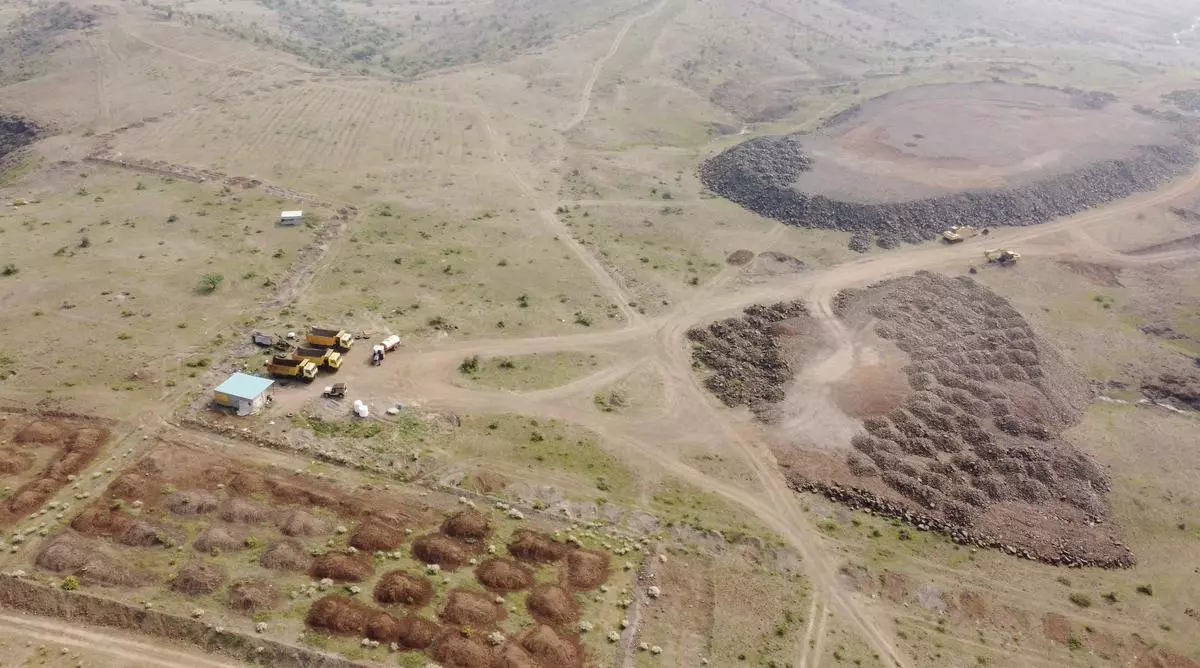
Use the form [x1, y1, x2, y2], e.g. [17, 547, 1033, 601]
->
[280, 210, 303, 226]
[213, 372, 275, 416]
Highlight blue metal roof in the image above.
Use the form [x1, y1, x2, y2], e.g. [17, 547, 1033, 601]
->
[214, 372, 274, 400]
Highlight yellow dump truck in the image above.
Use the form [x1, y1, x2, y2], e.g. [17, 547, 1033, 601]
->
[293, 345, 342, 370]
[942, 225, 980, 243]
[265, 355, 318, 382]
[984, 248, 1020, 265]
[306, 326, 354, 351]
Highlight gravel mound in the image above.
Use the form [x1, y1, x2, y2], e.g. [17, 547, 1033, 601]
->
[526, 584, 578, 626]
[193, 524, 248, 553]
[374, 570, 434, 607]
[35, 534, 146, 587]
[564, 549, 609, 591]
[310, 553, 374, 582]
[261, 539, 311, 571]
[700, 134, 1195, 251]
[117, 520, 179, 548]
[228, 578, 280, 614]
[412, 533, 469, 570]
[440, 589, 503, 626]
[277, 509, 329, 537]
[349, 519, 406, 551]
[165, 490, 219, 515]
[171, 561, 227, 596]
[217, 497, 271, 524]
[441, 509, 491, 541]
[507, 530, 567, 564]
[475, 558, 534, 592]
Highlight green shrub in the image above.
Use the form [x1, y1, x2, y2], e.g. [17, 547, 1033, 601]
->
[198, 273, 224, 294]
[61, 576, 80, 591]
[1068, 593, 1092, 608]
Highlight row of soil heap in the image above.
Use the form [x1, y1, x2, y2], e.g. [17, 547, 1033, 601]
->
[688, 272, 1131, 567]
[700, 134, 1193, 251]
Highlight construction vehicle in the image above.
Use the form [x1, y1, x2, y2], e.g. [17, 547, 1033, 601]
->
[293, 345, 342, 370]
[942, 225, 980, 243]
[306, 326, 354, 351]
[322, 382, 347, 399]
[984, 248, 1021, 265]
[265, 356, 318, 382]
[371, 344, 385, 367]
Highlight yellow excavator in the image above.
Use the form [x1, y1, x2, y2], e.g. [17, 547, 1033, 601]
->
[984, 248, 1020, 265]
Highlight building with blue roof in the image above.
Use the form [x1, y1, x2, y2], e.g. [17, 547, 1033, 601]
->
[213, 372, 275, 416]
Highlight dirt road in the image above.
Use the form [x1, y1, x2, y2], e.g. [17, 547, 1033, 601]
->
[0, 613, 239, 668]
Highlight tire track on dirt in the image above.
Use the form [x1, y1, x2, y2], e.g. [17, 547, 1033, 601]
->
[0, 614, 238, 668]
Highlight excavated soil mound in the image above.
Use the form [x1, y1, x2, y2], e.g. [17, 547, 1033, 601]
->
[277, 509, 329, 537]
[165, 490, 219, 515]
[475, 558, 534, 592]
[306, 595, 373, 636]
[193, 524, 248, 553]
[412, 533, 469, 570]
[494, 643, 539, 668]
[349, 519, 406, 552]
[521, 625, 581, 668]
[260, 539, 312, 572]
[35, 534, 146, 587]
[310, 553, 374, 582]
[440, 589, 503, 626]
[395, 615, 440, 649]
[431, 632, 492, 668]
[686, 300, 808, 416]
[107, 473, 160, 504]
[228, 578, 281, 614]
[700, 83, 1195, 251]
[441, 509, 491, 541]
[526, 584, 578, 626]
[14, 421, 64, 444]
[374, 570, 434, 607]
[217, 497, 271, 524]
[564, 549, 609, 591]
[0, 449, 33, 475]
[171, 561, 227, 596]
[507, 530, 567, 564]
[726, 249, 755, 266]
[365, 612, 403, 643]
[791, 272, 1129, 566]
[228, 471, 268, 495]
[70, 506, 133, 538]
[117, 520, 179, 548]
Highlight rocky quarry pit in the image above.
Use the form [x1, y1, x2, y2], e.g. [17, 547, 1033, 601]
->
[689, 272, 1130, 567]
[700, 83, 1196, 251]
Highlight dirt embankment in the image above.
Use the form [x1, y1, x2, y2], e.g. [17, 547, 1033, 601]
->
[699, 134, 1195, 252]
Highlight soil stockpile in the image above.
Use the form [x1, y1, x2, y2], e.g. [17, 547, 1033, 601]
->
[494, 643, 539, 668]
[217, 498, 270, 524]
[475, 558, 534, 592]
[261, 539, 312, 571]
[0, 449, 32, 475]
[70, 506, 133, 538]
[507, 530, 567, 564]
[305, 595, 374, 636]
[171, 561, 227, 596]
[349, 519, 406, 551]
[277, 509, 329, 537]
[520, 625, 581, 668]
[564, 549, 609, 591]
[700, 83, 1196, 251]
[193, 524, 248, 553]
[228, 578, 280, 614]
[14, 420, 64, 444]
[431, 631, 492, 668]
[117, 520, 180, 548]
[441, 509, 491, 541]
[686, 301, 808, 417]
[440, 589, 503, 626]
[801, 273, 1128, 566]
[310, 553, 374, 582]
[165, 490, 219, 515]
[35, 534, 146, 587]
[374, 570, 434, 607]
[526, 584, 578, 626]
[411, 533, 469, 570]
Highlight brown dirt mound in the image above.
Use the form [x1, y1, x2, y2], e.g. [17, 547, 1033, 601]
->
[431, 631, 492, 668]
[465, 471, 508, 494]
[117, 520, 179, 548]
[310, 553, 374, 582]
[14, 420, 64, 444]
[475, 558, 534, 592]
[193, 524, 248, 553]
[70, 506, 133, 538]
[171, 561, 227, 596]
[217, 497, 271, 524]
[395, 615, 440, 649]
[521, 625, 580, 668]
[441, 509, 491, 541]
[261, 540, 312, 571]
[374, 570, 434, 607]
[228, 471, 268, 495]
[349, 519, 405, 552]
[507, 530, 567, 564]
[306, 595, 373, 636]
[412, 533, 469, 570]
[493, 643, 539, 668]
[0, 449, 33, 475]
[440, 589, 503, 626]
[564, 549, 609, 591]
[165, 490, 219, 515]
[526, 584, 578, 626]
[35, 534, 146, 587]
[277, 509, 329, 537]
[228, 578, 281, 614]
[366, 611, 403, 643]
[107, 473, 161, 504]
[726, 249, 755, 266]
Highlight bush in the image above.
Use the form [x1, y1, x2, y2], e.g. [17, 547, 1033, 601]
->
[1068, 593, 1092, 608]
[198, 273, 224, 294]
[61, 576, 80, 591]
[1, 264, 16, 276]
[458, 356, 479, 374]
[1136, 584, 1154, 596]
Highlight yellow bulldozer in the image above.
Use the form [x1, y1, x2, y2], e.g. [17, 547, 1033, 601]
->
[942, 225, 980, 243]
[984, 248, 1020, 265]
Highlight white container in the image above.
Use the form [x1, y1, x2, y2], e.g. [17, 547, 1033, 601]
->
[380, 335, 400, 351]
[355, 404, 369, 418]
